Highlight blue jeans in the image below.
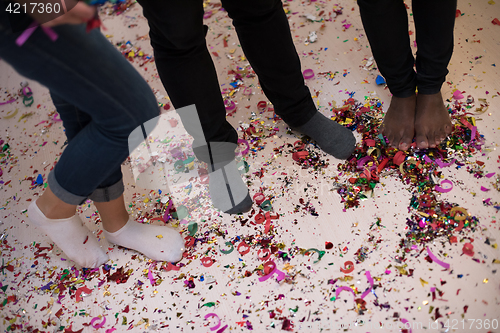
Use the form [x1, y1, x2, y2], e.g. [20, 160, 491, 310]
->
[0, 14, 159, 205]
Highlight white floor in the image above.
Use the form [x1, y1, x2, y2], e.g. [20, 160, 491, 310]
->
[1, 0, 499, 332]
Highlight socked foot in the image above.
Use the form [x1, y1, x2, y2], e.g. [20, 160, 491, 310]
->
[380, 94, 416, 151]
[415, 92, 452, 149]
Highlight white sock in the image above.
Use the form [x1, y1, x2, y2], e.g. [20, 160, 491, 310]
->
[28, 201, 109, 268]
[103, 219, 185, 262]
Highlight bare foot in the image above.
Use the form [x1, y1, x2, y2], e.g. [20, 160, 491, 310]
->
[380, 94, 416, 151]
[414, 92, 452, 149]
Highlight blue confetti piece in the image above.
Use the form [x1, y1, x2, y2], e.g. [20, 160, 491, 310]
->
[35, 174, 43, 185]
[376, 75, 386, 85]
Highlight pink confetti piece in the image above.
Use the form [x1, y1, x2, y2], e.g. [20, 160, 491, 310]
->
[303, 69, 315, 79]
[90, 316, 106, 329]
[204, 313, 227, 332]
[335, 286, 355, 300]
[435, 179, 453, 193]
[470, 126, 477, 141]
[400, 318, 412, 333]
[105, 329, 116, 333]
[453, 90, 464, 99]
[426, 246, 450, 269]
[485, 172, 495, 178]
[385, 270, 391, 274]
[148, 264, 155, 285]
[481, 186, 490, 191]
[258, 260, 286, 282]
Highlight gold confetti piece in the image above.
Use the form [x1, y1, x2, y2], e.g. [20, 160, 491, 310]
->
[493, 259, 500, 264]
[420, 278, 428, 287]
[4, 109, 18, 119]
[18, 112, 34, 122]
[422, 300, 428, 305]
[483, 279, 488, 283]
[492, 244, 497, 249]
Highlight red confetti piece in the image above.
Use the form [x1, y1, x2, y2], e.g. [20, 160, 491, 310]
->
[462, 243, 474, 256]
[201, 257, 215, 267]
[393, 150, 406, 166]
[340, 260, 355, 274]
[75, 286, 92, 302]
[237, 240, 251, 255]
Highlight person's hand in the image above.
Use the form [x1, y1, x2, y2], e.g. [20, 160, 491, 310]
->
[17, 0, 96, 27]
[42, 1, 96, 27]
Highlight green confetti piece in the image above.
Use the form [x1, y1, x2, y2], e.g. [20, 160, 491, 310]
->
[303, 248, 325, 263]
[219, 241, 234, 254]
[201, 302, 216, 308]
[188, 222, 198, 236]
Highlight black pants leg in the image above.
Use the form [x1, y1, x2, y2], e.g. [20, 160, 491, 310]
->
[358, 0, 456, 98]
[358, 0, 417, 98]
[136, 0, 237, 164]
[412, 0, 457, 94]
[221, 0, 317, 128]
[136, 0, 317, 164]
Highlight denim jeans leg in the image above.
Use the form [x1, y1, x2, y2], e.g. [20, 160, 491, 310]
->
[0, 20, 159, 205]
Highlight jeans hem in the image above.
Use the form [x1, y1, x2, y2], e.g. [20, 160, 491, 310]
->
[88, 178, 125, 203]
[47, 170, 88, 205]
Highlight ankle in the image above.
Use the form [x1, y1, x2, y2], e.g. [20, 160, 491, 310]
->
[102, 217, 128, 233]
[35, 198, 76, 220]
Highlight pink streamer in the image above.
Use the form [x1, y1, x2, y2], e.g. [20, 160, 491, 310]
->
[90, 316, 106, 329]
[360, 271, 374, 299]
[205, 313, 221, 331]
[435, 179, 453, 193]
[435, 158, 455, 168]
[426, 246, 450, 269]
[0, 99, 15, 106]
[16, 21, 58, 47]
[335, 286, 355, 300]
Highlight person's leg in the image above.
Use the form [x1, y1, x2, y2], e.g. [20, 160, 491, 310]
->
[136, 0, 252, 214]
[0, 19, 184, 265]
[358, 0, 417, 150]
[36, 93, 92, 220]
[222, 0, 355, 159]
[413, 0, 456, 149]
